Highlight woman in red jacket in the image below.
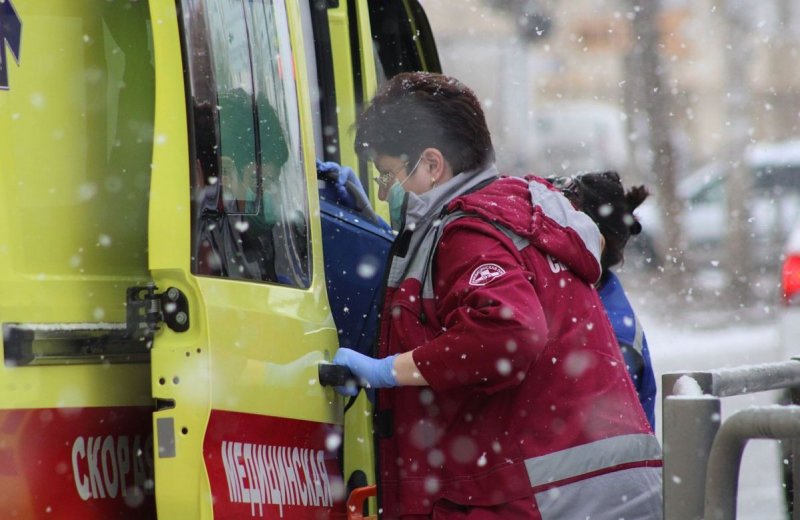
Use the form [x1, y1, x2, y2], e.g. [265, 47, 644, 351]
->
[332, 72, 662, 519]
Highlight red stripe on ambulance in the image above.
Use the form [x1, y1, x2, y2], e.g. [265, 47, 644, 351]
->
[71, 434, 153, 501]
[0, 407, 155, 518]
[220, 442, 333, 516]
[204, 410, 345, 519]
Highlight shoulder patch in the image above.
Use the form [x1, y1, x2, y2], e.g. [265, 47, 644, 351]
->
[469, 263, 506, 286]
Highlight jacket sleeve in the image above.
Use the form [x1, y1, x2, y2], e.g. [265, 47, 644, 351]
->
[412, 217, 550, 394]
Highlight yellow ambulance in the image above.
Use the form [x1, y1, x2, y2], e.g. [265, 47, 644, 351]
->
[0, 0, 439, 518]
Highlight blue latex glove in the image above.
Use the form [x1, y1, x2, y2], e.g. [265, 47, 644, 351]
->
[332, 348, 398, 396]
[316, 160, 368, 210]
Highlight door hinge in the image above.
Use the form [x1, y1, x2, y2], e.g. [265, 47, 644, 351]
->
[126, 284, 190, 341]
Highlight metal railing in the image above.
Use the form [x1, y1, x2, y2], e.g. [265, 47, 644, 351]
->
[663, 360, 800, 519]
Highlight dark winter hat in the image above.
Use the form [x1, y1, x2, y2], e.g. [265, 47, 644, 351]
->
[549, 171, 648, 271]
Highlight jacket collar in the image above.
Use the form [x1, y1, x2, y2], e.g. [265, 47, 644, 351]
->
[404, 164, 499, 230]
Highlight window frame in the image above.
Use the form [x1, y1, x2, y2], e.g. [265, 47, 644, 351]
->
[179, 0, 312, 287]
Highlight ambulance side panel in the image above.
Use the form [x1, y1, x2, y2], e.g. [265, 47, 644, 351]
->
[0, 1, 156, 517]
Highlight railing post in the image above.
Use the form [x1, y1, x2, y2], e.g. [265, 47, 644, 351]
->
[663, 394, 720, 520]
[662, 361, 800, 520]
[792, 386, 800, 520]
[704, 407, 800, 519]
[794, 436, 800, 520]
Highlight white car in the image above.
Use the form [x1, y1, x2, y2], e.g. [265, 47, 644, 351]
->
[635, 140, 800, 269]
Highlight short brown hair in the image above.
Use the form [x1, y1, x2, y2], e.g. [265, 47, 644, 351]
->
[354, 72, 494, 174]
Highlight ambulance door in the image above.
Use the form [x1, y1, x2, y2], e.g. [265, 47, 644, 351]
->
[323, 0, 369, 181]
[325, 0, 441, 208]
[148, 0, 343, 518]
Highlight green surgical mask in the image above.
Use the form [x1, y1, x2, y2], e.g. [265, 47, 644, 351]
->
[388, 182, 407, 231]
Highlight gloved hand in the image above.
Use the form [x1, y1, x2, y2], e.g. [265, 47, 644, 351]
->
[316, 160, 368, 210]
[332, 348, 398, 396]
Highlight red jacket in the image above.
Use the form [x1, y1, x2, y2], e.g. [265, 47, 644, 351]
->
[376, 171, 661, 518]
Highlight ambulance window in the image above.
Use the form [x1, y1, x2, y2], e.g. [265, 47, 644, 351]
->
[368, 0, 441, 82]
[299, 1, 324, 161]
[245, 0, 311, 287]
[188, 0, 310, 287]
[304, 0, 339, 163]
[207, 1, 259, 214]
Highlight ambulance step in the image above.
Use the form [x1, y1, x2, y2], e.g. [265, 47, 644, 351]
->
[346, 485, 377, 520]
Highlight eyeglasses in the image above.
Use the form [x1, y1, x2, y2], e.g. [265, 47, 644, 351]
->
[373, 155, 424, 189]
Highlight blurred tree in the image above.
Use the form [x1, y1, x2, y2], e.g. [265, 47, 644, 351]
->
[623, 1, 683, 284]
[768, 0, 800, 138]
[722, 0, 755, 303]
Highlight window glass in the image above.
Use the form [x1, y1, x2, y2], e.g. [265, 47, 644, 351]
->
[245, 0, 311, 286]
[688, 178, 725, 208]
[302, 0, 341, 163]
[206, 0, 259, 213]
[689, 179, 725, 206]
[368, 1, 423, 82]
[368, 0, 441, 84]
[753, 166, 800, 195]
[190, 0, 310, 287]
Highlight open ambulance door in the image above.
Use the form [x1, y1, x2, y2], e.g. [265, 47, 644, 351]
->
[147, 0, 344, 517]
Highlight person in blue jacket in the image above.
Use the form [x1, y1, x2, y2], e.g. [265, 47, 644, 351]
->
[550, 171, 658, 431]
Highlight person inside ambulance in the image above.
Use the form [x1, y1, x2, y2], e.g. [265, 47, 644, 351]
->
[218, 88, 288, 221]
[331, 72, 663, 519]
[197, 87, 292, 283]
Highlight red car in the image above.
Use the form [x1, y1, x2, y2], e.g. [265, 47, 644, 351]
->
[780, 221, 800, 360]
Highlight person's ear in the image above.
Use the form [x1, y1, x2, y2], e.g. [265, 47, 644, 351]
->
[420, 148, 447, 184]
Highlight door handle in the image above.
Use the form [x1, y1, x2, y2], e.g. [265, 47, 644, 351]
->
[318, 363, 355, 387]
